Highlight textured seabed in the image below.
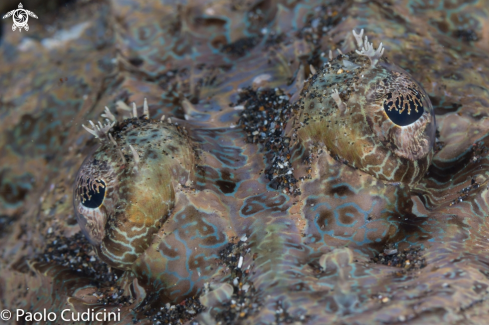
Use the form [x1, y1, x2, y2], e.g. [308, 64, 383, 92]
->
[1, 0, 489, 324]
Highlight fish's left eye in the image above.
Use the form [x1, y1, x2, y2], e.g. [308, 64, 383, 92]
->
[383, 88, 424, 126]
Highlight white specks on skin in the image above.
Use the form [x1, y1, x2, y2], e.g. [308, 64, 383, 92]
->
[252, 74, 272, 89]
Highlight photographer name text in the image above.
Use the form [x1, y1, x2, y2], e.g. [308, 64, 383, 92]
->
[0, 308, 121, 322]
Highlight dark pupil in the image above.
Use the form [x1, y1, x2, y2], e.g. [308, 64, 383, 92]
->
[81, 179, 106, 209]
[383, 89, 424, 126]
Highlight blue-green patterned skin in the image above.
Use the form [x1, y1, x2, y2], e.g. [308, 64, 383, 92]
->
[1, 0, 489, 324]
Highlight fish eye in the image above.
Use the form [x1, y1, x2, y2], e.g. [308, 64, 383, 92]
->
[73, 101, 197, 270]
[383, 88, 424, 126]
[79, 179, 106, 209]
[292, 31, 436, 185]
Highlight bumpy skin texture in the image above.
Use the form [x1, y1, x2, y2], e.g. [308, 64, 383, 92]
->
[294, 53, 435, 184]
[74, 118, 196, 269]
[1, 0, 489, 324]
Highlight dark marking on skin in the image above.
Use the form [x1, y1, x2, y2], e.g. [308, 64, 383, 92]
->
[147, 149, 158, 160]
[216, 180, 236, 194]
[317, 210, 333, 229]
[338, 207, 356, 225]
[329, 185, 353, 197]
[0, 170, 34, 205]
[159, 241, 180, 259]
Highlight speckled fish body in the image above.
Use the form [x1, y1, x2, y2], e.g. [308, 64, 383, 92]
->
[1, 0, 489, 324]
[74, 118, 197, 269]
[295, 54, 435, 184]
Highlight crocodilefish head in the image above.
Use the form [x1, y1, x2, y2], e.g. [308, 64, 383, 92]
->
[73, 100, 196, 270]
[294, 29, 435, 185]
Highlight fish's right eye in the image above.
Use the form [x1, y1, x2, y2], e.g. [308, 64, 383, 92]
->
[79, 179, 106, 209]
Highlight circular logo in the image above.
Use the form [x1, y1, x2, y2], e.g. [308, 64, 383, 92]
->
[0, 310, 11, 321]
[13, 9, 28, 27]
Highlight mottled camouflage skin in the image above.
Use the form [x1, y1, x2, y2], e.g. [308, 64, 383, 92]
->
[294, 53, 435, 184]
[74, 118, 197, 269]
[1, 0, 489, 324]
